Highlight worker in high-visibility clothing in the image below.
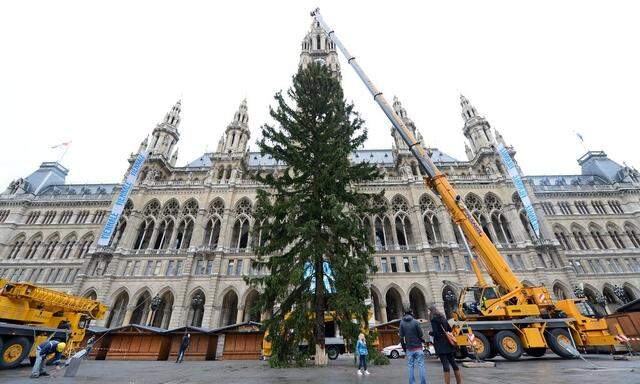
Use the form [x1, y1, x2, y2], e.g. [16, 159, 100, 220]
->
[30, 340, 66, 379]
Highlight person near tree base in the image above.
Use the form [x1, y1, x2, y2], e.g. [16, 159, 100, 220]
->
[176, 333, 191, 363]
[399, 307, 427, 384]
[429, 304, 462, 384]
[30, 340, 66, 379]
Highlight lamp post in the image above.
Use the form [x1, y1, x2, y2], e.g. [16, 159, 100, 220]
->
[149, 294, 163, 326]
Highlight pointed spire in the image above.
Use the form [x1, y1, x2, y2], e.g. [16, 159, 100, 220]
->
[460, 94, 478, 122]
[465, 142, 474, 160]
[164, 99, 182, 128]
[232, 98, 249, 126]
[393, 96, 408, 119]
[494, 129, 506, 146]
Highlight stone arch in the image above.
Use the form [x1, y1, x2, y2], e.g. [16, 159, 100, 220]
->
[162, 198, 180, 217]
[483, 192, 503, 214]
[186, 288, 206, 327]
[219, 289, 239, 326]
[464, 193, 483, 212]
[570, 222, 591, 250]
[6, 232, 26, 259]
[391, 194, 410, 213]
[151, 289, 175, 329]
[624, 222, 640, 248]
[106, 289, 129, 328]
[606, 222, 627, 249]
[234, 197, 253, 215]
[130, 289, 152, 325]
[583, 283, 606, 316]
[408, 285, 428, 320]
[370, 286, 383, 323]
[242, 289, 260, 322]
[623, 283, 640, 301]
[142, 199, 161, 217]
[180, 198, 199, 217]
[82, 288, 98, 300]
[552, 280, 572, 300]
[384, 286, 404, 321]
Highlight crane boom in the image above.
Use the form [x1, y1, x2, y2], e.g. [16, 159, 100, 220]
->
[310, 8, 522, 293]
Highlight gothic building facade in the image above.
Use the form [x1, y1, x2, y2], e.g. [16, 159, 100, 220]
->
[2, 22, 640, 331]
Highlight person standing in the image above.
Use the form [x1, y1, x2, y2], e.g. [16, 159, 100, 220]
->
[399, 307, 427, 384]
[30, 340, 66, 379]
[176, 333, 191, 363]
[428, 305, 462, 384]
[356, 333, 370, 375]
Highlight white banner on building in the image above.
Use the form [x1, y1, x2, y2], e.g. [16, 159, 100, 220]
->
[496, 143, 540, 238]
[97, 151, 148, 246]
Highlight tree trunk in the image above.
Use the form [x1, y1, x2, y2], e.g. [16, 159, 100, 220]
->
[314, 258, 327, 366]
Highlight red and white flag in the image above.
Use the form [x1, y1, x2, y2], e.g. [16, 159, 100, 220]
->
[50, 141, 72, 149]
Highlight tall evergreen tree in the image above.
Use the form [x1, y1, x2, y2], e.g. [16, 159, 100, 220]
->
[247, 62, 381, 366]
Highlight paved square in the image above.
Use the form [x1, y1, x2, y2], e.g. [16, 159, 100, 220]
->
[1, 354, 638, 384]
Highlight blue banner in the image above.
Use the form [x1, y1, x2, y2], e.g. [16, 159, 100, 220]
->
[97, 151, 147, 246]
[497, 143, 540, 238]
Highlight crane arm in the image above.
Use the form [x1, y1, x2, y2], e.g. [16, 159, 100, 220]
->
[310, 8, 522, 293]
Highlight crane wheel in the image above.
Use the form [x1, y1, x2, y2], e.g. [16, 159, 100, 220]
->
[470, 332, 491, 361]
[546, 328, 575, 359]
[493, 330, 523, 361]
[525, 348, 546, 357]
[0, 336, 33, 369]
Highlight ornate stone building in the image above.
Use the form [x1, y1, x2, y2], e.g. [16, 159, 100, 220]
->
[2, 21, 640, 330]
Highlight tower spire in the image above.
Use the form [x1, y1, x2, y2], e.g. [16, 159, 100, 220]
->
[299, 20, 341, 75]
[164, 99, 182, 128]
[148, 100, 182, 159]
[220, 99, 251, 154]
[460, 94, 478, 122]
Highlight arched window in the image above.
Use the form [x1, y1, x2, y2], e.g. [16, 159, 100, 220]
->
[143, 200, 161, 217]
[571, 224, 590, 250]
[153, 219, 174, 249]
[589, 223, 608, 249]
[106, 291, 129, 328]
[409, 287, 428, 320]
[395, 214, 413, 248]
[607, 223, 626, 249]
[385, 287, 403, 321]
[553, 225, 573, 250]
[175, 218, 194, 249]
[625, 223, 640, 248]
[420, 195, 441, 245]
[151, 291, 174, 329]
[186, 290, 206, 327]
[243, 290, 261, 322]
[23, 234, 43, 259]
[76, 233, 94, 258]
[181, 199, 199, 217]
[40, 234, 60, 259]
[129, 291, 151, 325]
[6, 234, 26, 259]
[464, 193, 483, 212]
[220, 290, 239, 326]
[134, 219, 155, 250]
[553, 282, 571, 300]
[374, 215, 393, 249]
[231, 216, 250, 250]
[58, 234, 77, 259]
[391, 195, 409, 213]
[109, 218, 127, 247]
[203, 199, 224, 248]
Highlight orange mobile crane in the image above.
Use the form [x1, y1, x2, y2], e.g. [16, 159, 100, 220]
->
[0, 279, 106, 369]
[310, 8, 618, 360]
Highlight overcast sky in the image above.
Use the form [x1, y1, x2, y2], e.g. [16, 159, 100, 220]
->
[1, 1, 638, 188]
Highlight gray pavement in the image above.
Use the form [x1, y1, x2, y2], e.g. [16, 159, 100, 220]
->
[1, 354, 639, 384]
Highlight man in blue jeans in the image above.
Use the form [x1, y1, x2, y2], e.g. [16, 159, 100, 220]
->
[399, 307, 427, 384]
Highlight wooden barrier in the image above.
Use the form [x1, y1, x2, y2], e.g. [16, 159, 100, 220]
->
[167, 326, 218, 361]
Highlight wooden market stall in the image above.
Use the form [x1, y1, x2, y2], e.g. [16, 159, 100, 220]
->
[85, 324, 171, 361]
[606, 298, 640, 351]
[167, 326, 218, 361]
[374, 319, 401, 350]
[213, 321, 263, 360]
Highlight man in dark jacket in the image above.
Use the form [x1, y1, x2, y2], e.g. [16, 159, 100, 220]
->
[399, 308, 427, 384]
[176, 333, 191, 363]
[30, 340, 65, 378]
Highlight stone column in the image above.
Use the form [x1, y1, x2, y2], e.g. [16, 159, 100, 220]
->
[236, 309, 245, 324]
[379, 305, 388, 323]
[120, 212, 144, 250]
[190, 209, 208, 248]
[504, 206, 524, 243]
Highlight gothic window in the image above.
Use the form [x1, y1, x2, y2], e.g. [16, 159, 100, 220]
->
[553, 225, 573, 250]
[541, 202, 556, 215]
[143, 200, 161, 217]
[75, 210, 90, 224]
[591, 201, 607, 214]
[608, 201, 623, 214]
[484, 193, 502, 212]
[151, 291, 174, 329]
[175, 217, 194, 249]
[391, 195, 409, 213]
[204, 217, 222, 248]
[208, 198, 225, 216]
[571, 224, 590, 250]
[395, 213, 413, 248]
[519, 212, 534, 240]
[76, 233, 94, 258]
[186, 290, 205, 327]
[0, 210, 9, 223]
[479, 214, 493, 242]
[235, 198, 252, 215]
[574, 201, 590, 215]
[162, 199, 179, 217]
[153, 219, 174, 249]
[109, 217, 127, 247]
[607, 223, 626, 249]
[374, 215, 393, 249]
[231, 216, 250, 250]
[134, 219, 155, 250]
[252, 219, 268, 249]
[181, 199, 199, 217]
[58, 234, 77, 259]
[423, 213, 441, 245]
[41, 234, 60, 259]
[625, 223, 640, 248]
[23, 234, 42, 259]
[106, 291, 129, 328]
[589, 223, 608, 249]
[464, 193, 483, 212]
[419, 194, 437, 213]
[26, 211, 41, 224]
[558, 202, 573, 215]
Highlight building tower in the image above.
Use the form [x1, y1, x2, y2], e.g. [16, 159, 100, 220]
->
[221, 99, 250, 154]
[460, 95, 494, 158]
[148, 100, 182, 159]
[391, 96, 424, 152]
[299, 20, 341, 75]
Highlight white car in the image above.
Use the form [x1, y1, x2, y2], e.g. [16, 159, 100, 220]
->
[382, 344, 436, 359]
